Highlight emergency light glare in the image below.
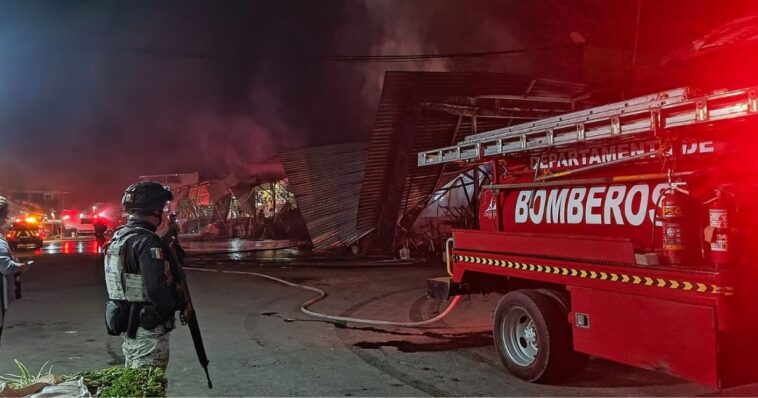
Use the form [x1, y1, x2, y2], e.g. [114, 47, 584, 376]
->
[24, 217, 37, 224]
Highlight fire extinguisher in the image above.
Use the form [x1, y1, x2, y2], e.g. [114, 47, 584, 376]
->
[658, 183, 695, 266]
[706, 189, 734, 268]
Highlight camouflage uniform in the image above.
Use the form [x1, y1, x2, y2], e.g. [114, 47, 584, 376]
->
[123, 323, 172, 368]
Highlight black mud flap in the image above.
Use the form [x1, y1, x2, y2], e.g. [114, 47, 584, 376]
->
[426, 276, 466, 300]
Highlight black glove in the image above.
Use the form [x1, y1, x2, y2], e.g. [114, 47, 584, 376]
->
[139, 305, 164, 330]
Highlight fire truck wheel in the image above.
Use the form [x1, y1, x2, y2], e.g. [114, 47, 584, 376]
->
[494, 290, 575, 383]
[536, 289, 590, 373]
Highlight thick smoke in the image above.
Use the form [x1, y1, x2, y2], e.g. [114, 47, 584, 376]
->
[0, 2, 301, 205]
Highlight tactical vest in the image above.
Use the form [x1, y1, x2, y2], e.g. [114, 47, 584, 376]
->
[104, 226, 151, 302]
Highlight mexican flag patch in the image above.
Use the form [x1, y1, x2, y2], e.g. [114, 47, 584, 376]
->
[150, 247, 164, 260]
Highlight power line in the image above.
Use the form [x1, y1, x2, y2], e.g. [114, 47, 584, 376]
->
[319, 45, 575, 62]
[84, 44, 576, 63]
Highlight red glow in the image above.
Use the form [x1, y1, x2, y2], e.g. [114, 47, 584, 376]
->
[62, 242, 72, 254]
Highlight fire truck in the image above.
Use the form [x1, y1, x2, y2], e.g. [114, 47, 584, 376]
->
[419, 86, 758, 388]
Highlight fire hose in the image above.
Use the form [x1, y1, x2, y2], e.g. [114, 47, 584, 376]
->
[184, 267, 462, 327]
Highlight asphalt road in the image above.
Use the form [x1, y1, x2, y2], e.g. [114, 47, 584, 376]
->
[0, 249, 748, 396]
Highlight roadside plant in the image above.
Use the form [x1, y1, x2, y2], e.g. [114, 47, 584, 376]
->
[74, 366, 167, 397]
[0, 359, 54, 389]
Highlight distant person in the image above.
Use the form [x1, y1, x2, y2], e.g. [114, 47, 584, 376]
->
[0, 196, 29, 346]
[93, 218, 107, 251]
[165, 213, 180, 241]
[255, 209, 267, 240]
[104, 182, 179, 369]
[256, 208, 265, 225]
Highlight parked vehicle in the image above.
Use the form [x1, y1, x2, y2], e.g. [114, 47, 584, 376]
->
[420, 86, 758, 388]
[6, 218, 44, 250]
[61, 210, 95, 238]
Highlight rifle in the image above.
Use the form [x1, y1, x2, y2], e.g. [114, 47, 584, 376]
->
[163, 234, 213, 389]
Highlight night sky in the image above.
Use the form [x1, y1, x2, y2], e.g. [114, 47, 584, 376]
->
[0, 0, 753, 206]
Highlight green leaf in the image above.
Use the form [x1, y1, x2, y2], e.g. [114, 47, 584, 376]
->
[14, 359, 31, 384]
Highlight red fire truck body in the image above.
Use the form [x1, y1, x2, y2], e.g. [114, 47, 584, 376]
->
[420, 86, 758, 387]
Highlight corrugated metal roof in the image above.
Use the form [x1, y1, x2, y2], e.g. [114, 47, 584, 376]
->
[357, 71, 590, 251]
[280, 142, 367, 250]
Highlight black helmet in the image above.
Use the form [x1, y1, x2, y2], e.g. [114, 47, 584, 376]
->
[121, 181, 173, 214]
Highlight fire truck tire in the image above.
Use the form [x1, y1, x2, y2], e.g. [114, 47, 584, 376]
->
[535, 289, 590, 372]
[494, 290, 575, 383]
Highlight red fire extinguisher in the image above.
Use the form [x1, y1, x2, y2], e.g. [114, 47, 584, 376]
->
[706, 189, 734, 268]
[658, 183, 696, 266]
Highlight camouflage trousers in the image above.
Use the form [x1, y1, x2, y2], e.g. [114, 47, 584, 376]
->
[122, 324, 171, 369]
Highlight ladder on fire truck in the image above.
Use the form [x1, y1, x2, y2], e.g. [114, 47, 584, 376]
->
[418, 86, 758, 167]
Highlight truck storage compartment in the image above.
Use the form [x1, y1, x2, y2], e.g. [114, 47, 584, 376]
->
[570, 286, 719, 387]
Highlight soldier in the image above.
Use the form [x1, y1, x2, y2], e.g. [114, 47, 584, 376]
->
[104, 182, 179, 369]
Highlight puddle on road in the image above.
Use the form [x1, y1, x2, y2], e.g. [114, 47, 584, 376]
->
[261, 311, 494, 353]
[353, 331, 492, 352]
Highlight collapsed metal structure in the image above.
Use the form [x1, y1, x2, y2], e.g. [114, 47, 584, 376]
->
[355, 72, 596, 253]
[280, 142, 368, 250]
[167, 165, 305, 240]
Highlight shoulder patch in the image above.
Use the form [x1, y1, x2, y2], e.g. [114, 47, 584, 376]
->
[150, 247, 164, 260]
